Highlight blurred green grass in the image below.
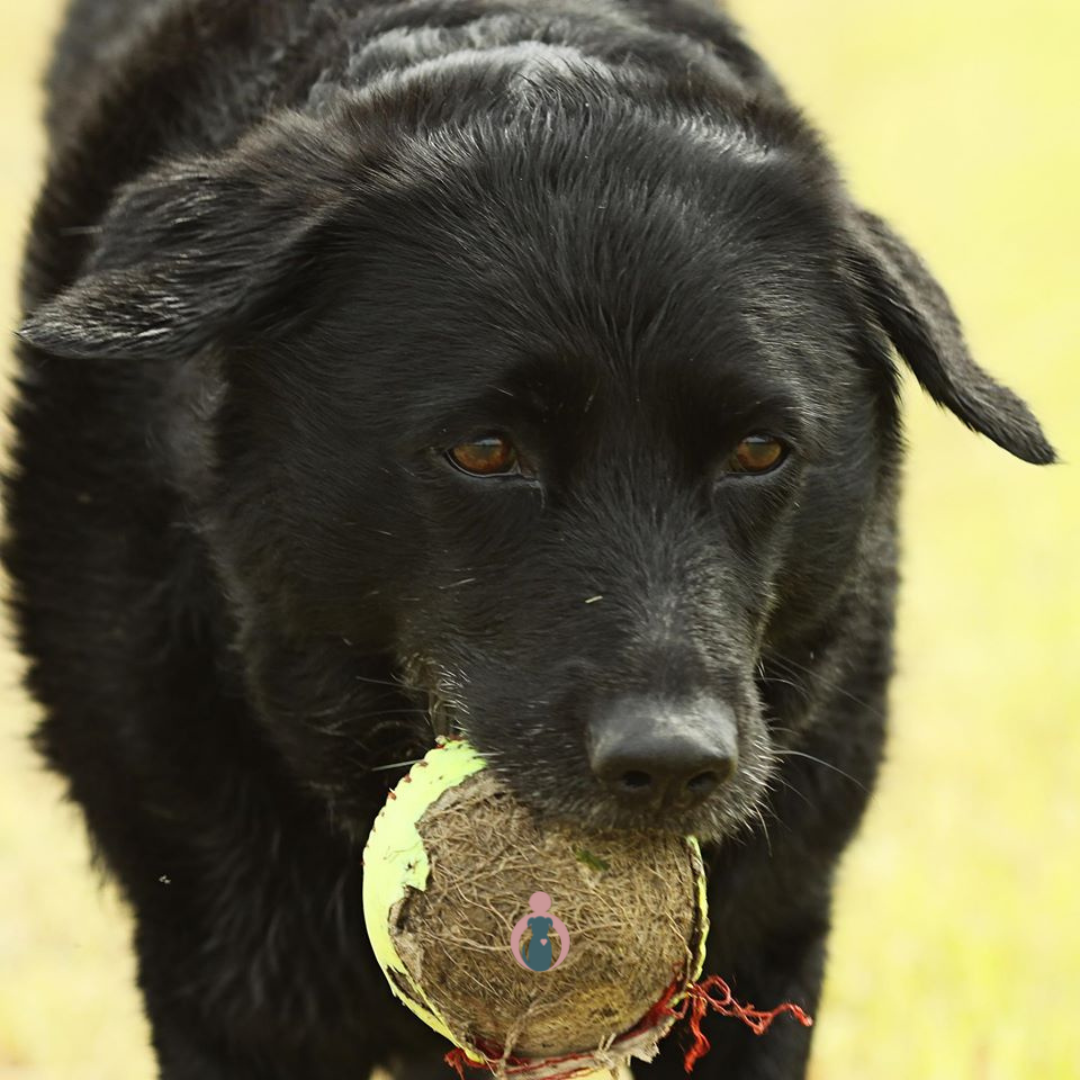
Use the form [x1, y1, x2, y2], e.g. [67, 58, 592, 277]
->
[0, 2, 1076, 1078]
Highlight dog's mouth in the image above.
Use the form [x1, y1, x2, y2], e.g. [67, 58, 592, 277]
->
[427, 692, 463, 742]
[488, 745, 776, 844]
[360, 655, 467, 781]
[397, 652, 468, 738]
[382, 654, 777, 844]
[370, 685, 769, 846]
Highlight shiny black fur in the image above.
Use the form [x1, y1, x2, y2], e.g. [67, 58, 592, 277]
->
[1, 1, 1055, 1078]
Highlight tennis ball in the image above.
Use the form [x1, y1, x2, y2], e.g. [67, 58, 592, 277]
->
[362, 738, 709, 1080]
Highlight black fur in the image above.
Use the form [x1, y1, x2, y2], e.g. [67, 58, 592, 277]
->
[1, 1, 1055, 1078]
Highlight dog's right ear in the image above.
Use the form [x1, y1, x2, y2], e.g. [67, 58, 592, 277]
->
[18, 112, 355, 361]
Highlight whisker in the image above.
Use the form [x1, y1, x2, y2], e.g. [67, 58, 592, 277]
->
[765, 653, 886, 722]
[767, 724, 803, 739]
[350, 671, 428, 694]
[764, 770, 814, 810]
[758, 673, 811, 697]
[774, 749, 868, 792]
[753, 805, 773, 858]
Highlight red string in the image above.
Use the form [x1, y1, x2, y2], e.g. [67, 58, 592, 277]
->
[444, 1047, 474, 1080]
[679, 975, 813, 1073]
[440, 973, 811, 1079]
[444, 1037, 591, 1080]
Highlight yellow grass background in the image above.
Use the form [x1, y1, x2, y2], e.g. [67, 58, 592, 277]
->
[0, 3, 1076, 1078]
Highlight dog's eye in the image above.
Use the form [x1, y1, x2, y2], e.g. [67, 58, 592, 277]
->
[447, 435, 520, 476]
[725, 435, 786, 475]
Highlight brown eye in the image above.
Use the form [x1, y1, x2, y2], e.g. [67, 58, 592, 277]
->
[447, 435, 520, 476]
[729, 435, 786, 474]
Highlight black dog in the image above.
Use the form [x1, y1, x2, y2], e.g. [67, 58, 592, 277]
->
[1, 0, 1055, 1077]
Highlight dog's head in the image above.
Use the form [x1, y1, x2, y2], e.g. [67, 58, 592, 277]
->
[21, 67, 1054, 842]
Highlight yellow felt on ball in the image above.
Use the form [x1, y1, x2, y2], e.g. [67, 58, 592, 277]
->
[363, 738, 490, 1050]
[362, 738, 709, 1080]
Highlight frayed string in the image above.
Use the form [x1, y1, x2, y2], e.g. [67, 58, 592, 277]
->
[444, 1047, 476, 1080]
[441, 973, 811, 1080]
[444, 1036, 546, 1080]
[679, 975, 813, 1073]
[443, 1045, 593, 1080]
[444, 1039, 609, 1080]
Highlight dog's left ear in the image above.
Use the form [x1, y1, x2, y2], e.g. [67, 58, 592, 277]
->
[847, 207, 1056, 465]
[17, 112, 354, 362]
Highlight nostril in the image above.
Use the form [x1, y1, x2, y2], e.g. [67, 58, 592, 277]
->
[619, 770, 652, 791]
[685, 770, 720, 797]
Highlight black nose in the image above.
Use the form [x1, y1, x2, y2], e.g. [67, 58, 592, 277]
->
[586, 695, 739, 810]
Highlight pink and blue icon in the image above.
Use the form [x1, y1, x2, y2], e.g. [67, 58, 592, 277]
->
[510, 891, 570, 972]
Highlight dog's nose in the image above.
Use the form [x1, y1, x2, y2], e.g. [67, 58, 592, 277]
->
[586, 694, 739, 809]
